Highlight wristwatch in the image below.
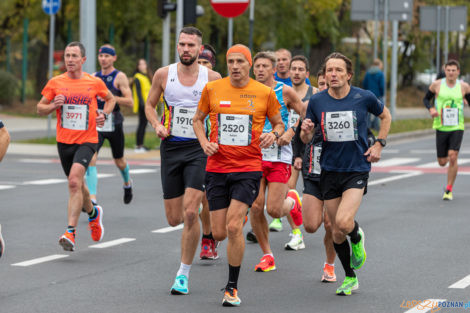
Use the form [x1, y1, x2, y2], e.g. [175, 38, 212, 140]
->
[271, 131, 280, 139]
[102, 112, 109, 120]
[291, 126, 297, 133]
[376, 138, 386, 147]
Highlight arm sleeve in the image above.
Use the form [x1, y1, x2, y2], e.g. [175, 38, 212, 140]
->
[134, 78, 145, 107]
[198, 85, 210, 114]
[423, 90, 436, 110]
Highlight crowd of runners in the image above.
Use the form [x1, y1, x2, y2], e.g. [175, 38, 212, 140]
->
[1, 24, 470, 309]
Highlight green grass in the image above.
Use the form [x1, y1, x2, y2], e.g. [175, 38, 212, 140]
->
[388, 117, 470, 134]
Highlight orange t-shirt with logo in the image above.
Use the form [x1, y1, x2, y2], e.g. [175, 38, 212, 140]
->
[41, 72, 109, 144]
[198, 77, 281, 173]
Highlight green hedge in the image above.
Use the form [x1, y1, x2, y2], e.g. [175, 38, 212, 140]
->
[0, 70, 19, 105]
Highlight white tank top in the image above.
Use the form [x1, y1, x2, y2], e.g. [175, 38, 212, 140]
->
[164, 63, 208, 108]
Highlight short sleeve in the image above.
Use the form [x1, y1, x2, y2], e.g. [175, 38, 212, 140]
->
[266, 89, 280, 119]
[198, 85, 210, 114]
[96, 79, 109, 99]
[306, 97, 317, 124]
[41, 80, 56, 101]
[367, 92, 384, 117]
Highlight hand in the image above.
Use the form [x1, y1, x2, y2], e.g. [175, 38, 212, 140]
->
[294, 157, 302, 170]
[277, 129, 294, 146]
[364, 142, 382, 163]
[259, 132, 276, 149]
[202, 141, 219, 156]
[53, 94, 65, 109]
[301, 118, 314, 133]
[95, 110, 105, 128]
[429, 108, 438, 118]
[155, 124, 169, 139]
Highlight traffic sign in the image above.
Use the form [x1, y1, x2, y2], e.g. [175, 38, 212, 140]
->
[351, 0, 413, 21]
[210, 0, 249, 18]
[42, 0, 61, 15]
[420, 6, 467, 32]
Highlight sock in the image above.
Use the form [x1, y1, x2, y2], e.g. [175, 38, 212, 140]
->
[227, 264, 241, 290]
[348, 221, 361, 244]
[66, 226, 76, 234]
[202, 233, 214, 240]
[176, 263, 191, 278]
[446, 184, 453, 192]
[292, 228, 301, 236]
[325, 262, 335, 267]
[85, 166, 98, 196]
[91, 199, 97, 206]
[88, 206, 97, 219]
[120, 163, 130, 184]
[333, 240, 355, 278]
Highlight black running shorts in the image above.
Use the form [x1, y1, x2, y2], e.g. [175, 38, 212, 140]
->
[303, 178, 323, 201]
[320, 170, 369, 200]
[57, 142, 97, 177]
[97, 122, 125, 159]
[205, 171, 263, 211]
[160, 139, 207, 199]
[436, 130, 464, 158]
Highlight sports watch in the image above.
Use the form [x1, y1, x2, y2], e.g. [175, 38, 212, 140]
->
[376, 138, 386, 147]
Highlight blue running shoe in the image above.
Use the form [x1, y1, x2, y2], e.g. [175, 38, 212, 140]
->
[170, 275, 189, 295]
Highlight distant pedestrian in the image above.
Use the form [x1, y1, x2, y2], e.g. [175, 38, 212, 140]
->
[0, 119, 10, 258]
[363, 59, 385, 131]
[132, 59, 153, 153]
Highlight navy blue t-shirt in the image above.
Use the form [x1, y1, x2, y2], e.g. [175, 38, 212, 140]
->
[306, 86, 384, 172]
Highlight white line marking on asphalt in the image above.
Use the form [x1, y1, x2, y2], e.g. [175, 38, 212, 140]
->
[19, 158, 55, 164]
[129, 169, 158, 174]
[449, 274, 470, 289]
[403, 299, 446, 313]
[0, 185, 16, 190]
[417, 158, 470, 168]
[23, 178, 67, 185]
[152, 224, 184, 233]
[382, 149, 399, 154]
[410, 150, 436, 154]
[369, 171, 422, 186]
[89, 238, 136, 249]
[97, 173, 115, 178]
[12, 254, 69, 267]
[375, 157, 420, 167]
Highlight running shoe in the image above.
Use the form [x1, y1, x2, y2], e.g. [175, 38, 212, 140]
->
[123, 183, 133, 204]
[170, 274, 189, 295]
[284, 230, 305, 250]
[321, 263, 337, 283]
[222, 287, 241, 307]
[350, 227, 366, 270]
[443, 190, 453, 201]
[0, 224, 4, 258]
[200, 238, 216, 260]
[88, 205, 104, 242]
[336, 276, 358, 296]
[287, 189, 303, 226]
[269, 218, 283, 232]
[211, 239, 219, 260]
[59, 230, 75, 252]
[246, 229, 258, 243]
[254, 255, 276, 272]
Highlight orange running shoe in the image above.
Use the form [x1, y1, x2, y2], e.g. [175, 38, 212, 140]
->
[88, 205, 104, 242]
[222, 287, 241, 307]
[59, 230, 75, 251]
[287, 189, 303, 226]
[321, 263, 337, 283]
[254, 254, 276, 272]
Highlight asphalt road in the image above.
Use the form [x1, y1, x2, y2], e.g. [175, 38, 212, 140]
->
[1, 134, 470, 313]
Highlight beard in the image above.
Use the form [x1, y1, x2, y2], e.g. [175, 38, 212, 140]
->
[179, 54, 197, 66]
[292, 78, 305, 87]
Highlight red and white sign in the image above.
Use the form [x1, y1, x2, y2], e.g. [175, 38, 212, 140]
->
[210, 0, 250, 18]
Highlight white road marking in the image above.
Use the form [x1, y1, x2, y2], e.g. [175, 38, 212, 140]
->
[403, 299, 446, 313]
[382, 149, 400, 154]
[97, 173, 115, 178]
[23, 178, 67, 185]
[375, 157, 420, 167]
[0, 185, 15, 190]
[19, 158, 55, 164]
[89, 238, 136, 249]
[129, 169, 157, 174]
[369, 171, 422, 186]
[12, 254, 69, 267]
[152, 224, 184, 233]
[410, 150, 436, 154]
[449, 274, 470, 289]
[417, 158, 470, 168]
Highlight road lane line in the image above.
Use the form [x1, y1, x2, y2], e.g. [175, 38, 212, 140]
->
[23, 178, 67, 185]
[89, 238, 136, 249]
[152, 224, 184, 233]
[129, 169, 158, 174]
[0, 185, 15, 190]
[19, 158, 57, 164]
[375, 157, 420, 167]
[417, 158, 470, 168]
[97, 173, 115, 178]
[449, 274, 470, 289]
[369, 171, 422, 186]
[403, 299, 446, 313]
[12, 254, 69, 267]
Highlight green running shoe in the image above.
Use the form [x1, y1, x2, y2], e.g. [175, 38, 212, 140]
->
[443, 190, 453, 200]
[269, 218, 283, 232]
[350, 227, 366, 270]
[170, 275, 189, 295]
[336, 276, 358, 296]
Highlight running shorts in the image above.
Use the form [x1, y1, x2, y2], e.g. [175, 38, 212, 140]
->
[436, 130, 464, 158]
[57, 142, 97, 177]
[320, 170, 369, 200]
[97, 123, 125, 159]
[262, 161, 291, 184]
[303, 178, 323, 201]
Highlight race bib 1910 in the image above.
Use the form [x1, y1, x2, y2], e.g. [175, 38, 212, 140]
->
[218, 114, 252, 146]
[289, 109, 300, 128]
[262, 141, 281, 161]
[170, 106, 197, 138]
[324, 111, 357, 142]
[442, 107, 459, 126]
[61, 104, 88, 130]
[96, 110, 114, 132]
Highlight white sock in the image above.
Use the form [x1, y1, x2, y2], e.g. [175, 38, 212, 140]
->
[325, 262, 335, 267]
[176, 262, 191, 278]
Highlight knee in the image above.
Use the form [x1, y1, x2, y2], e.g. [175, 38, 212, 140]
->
[449, 154, 458, 165]
[212, 229, 226, 242]
[438, 158, 448, 167]
[267, 203, 282, 219]
[304, 220, 321, 234]
[335, 217, 352, 235]
[184, 209, 198, 225]
[167, 217, 182, 227]
[68, 176, 82, 193]
[227, 219, 242, 238]
[115, 158, 126, 169]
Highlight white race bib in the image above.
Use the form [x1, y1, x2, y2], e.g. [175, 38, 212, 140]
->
[442, 108, 459, 126]
[308, 144, 322, 175]
[96, 110, 115, 132]
[61, 104, 88, 130]
[218, 114, 252, 146]
[170, 106, 197, 138]
[324, 111, 357, 142]
[289, 109, 300, 128]
[262, 141, 281, 161]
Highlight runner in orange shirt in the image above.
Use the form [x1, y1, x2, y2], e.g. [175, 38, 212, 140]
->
[193, 44, 284, 307]
[37, 42, 115, 251]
